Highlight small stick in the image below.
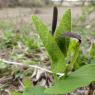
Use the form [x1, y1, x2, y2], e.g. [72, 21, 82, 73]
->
[0, 58, 64, 77]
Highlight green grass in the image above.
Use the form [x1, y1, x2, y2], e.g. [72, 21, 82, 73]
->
[0, 20, 41, 63]
[0, 19, 43, 94]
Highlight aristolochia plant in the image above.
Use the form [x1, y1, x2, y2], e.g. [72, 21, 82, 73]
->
[32, 7, 95, 95]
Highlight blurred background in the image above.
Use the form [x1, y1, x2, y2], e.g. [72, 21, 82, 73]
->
[0, 0, 95, 64]
[0, 0, 95, 7]
[0, 0, 95, 45]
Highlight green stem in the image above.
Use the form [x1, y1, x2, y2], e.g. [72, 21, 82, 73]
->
[65, 43, 80, 76]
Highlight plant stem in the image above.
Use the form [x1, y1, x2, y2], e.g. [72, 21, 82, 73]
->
[64, 43, 80, 76]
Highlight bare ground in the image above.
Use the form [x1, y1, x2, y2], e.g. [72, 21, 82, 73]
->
[0, 7, 82, 24]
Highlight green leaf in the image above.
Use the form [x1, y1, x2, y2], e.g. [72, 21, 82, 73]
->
[12, 92, 22, 95]
[23, 79, 48, 95]
[54, 9, 71, 56]
[32, 16, 66, 73]
[67, 38, 80, 56]
[24, 79, 32, 88]
[65, 38, 81, 73]
[45, 64, 95, 94]
[24, 86, 48, 95]
[0, 60, 7, 69]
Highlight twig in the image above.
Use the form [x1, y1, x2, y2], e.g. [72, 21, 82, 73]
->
[0, 58, 64, 77]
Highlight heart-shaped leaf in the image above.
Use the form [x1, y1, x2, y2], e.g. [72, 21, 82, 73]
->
[45, 64, 95, 94]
